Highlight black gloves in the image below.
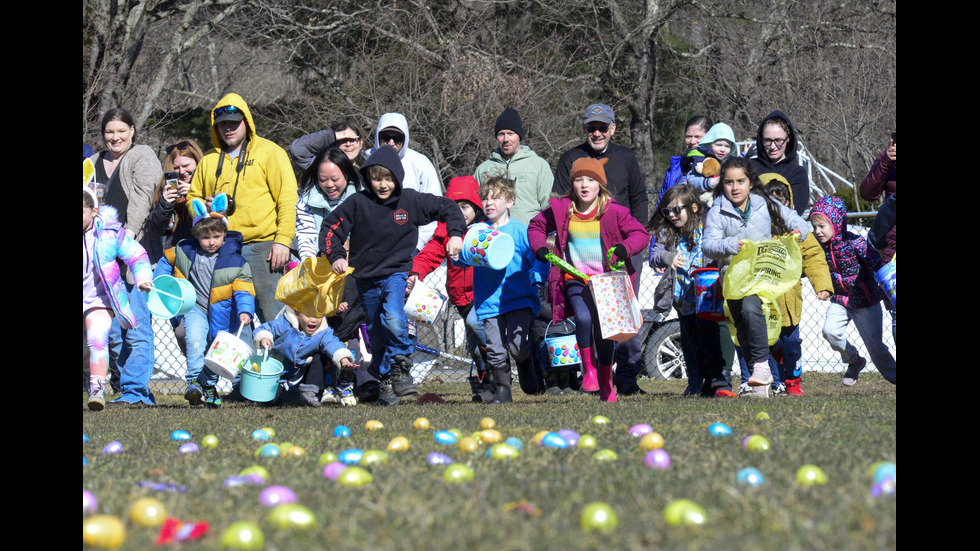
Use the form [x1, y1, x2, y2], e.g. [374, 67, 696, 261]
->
[610, 244, 628, 265]
[535, 247, 550, 263]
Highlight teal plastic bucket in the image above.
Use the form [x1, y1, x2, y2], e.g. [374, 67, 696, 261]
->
[544, 320, 581, 368]
[148, 275, 196, 319]
[240, 353, 284, 402]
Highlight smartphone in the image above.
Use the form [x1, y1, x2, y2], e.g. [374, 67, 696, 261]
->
[164, 171, 179, 190]
[891, 131, 896, 143]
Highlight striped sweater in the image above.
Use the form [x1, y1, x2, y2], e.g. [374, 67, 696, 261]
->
[566, 207, 605, 278]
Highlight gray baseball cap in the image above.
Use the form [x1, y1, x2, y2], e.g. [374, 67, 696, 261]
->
[583, 103, 615, 125]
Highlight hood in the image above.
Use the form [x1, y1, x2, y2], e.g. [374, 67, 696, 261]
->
[302, 180, 359, 210]
[281, 306, 330, 336]
[372, 112, 410, 160]
[209, 93, 257, 151]
[754, 110, 799, 166]
[93, 204, 121, 233]
[699, 123, 736, 158]
[219, 230, 246, 254]
[759, 173, 794, 210]
[445, 176, 483, 210]
[809, 195, 847, 242]
[359, 145, 405, 200]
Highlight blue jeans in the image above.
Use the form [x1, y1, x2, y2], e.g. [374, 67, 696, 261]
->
[241, 240, 284, 325]
[181, 307, 219, 388]
[356, 273, 412, 378]
[108, 284, 156, 404]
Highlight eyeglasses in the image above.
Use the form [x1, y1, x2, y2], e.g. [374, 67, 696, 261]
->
[586, 124, 611, 134]
[762, 137, 787, 148]
[660, 205, 688, 217]
[378, 132, 404, 144]
[165, 140, 191, 154]
[213, 105, 242, 118]
[335, 137, 361, 146]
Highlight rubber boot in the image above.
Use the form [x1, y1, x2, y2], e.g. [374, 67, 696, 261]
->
[598, 363, 616, 402]
[580, 346, 598, 392]
[491, 366, 512, 403]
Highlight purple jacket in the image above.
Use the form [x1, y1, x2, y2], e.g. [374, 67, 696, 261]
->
[810, 196, 884, 309]
[527, 197, 650, 323]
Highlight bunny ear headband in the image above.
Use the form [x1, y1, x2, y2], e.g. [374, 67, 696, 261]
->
[192, 192, 231, 227]
[83, 184, 99, 206]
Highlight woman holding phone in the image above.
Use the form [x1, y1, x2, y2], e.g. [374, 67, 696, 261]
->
[141, 138, 205, 265]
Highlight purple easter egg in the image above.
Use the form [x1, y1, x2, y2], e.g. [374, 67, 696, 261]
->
[644, 449, 671, 470]
[743, 435, 753, 449]
[83, 489, 98, 515]
[178, 442, 200, 454]
[259, 485, 297, 507]
[101, 441, 124, 455]
[322, 462, 348, 480]
[557, 430, 580, 447]
[426, 452, 454, 465]
[629, 424, 653, 438]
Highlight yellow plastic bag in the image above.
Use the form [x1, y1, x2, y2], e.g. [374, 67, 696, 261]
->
[722, 235, 803, 346]
[275, 257, 354, 318]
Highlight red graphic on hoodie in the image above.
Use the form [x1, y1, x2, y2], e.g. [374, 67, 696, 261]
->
[394, 209, 408, 224]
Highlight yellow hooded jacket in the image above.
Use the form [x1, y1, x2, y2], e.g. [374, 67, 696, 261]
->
[188, 93, 298, 248]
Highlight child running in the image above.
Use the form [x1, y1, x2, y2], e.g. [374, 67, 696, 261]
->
[83, 187, 153, 410]
[649, 183, 733, 397]
[702, 157, 810, 395]
[809, 195, 896, 386]
[529, 157, 650, 402]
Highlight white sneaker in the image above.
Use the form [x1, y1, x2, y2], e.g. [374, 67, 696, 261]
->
[739, 382, 769, 398]
[772, 382, 787, 396]
[320, 388, 340, 404]
[738, 383, 753, 396]
[842, 358, 866, 386]
[748, 362, 773, 386]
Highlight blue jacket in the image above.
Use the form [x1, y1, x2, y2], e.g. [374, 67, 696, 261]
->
[466, 219, 548, 321]
[153, 231, 255, 340]
[253, 309, 355, 389]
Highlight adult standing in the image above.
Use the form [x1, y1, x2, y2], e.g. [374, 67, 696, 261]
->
[332, 120, 369, 168]
[553, 103, 650, 396]
[289, 120, 369, 171]
[294, 147, 361, 261]
[474, 108, 553, 224]
[187, 93, 298, 327]
[746, 110, 810, 216]
[87, 107, 162, 406]
[142, 139, 204, 266]
[859, 132, 896, 263]
[367, 112, 444, 251]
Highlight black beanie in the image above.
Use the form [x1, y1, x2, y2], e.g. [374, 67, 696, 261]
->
[494, 108, 524, 140]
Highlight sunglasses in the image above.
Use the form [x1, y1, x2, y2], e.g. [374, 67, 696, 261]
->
[335, 137, 361, 146]
[586, 124, 611, 134]
[661, 205, 689, 217]
[378, 132, 404, 144]
[165, 140, 191, 154]
[213, 105, 242, 118]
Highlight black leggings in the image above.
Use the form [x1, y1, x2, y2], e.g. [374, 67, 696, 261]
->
[564, 280, 615, 365]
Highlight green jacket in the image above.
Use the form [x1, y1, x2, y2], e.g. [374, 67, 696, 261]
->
[474, 145, 553, 225]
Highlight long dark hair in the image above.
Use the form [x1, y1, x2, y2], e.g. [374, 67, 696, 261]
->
[649, 183, 704, 249]
[714, 157, 793, 236]
[300, 146, 361, 195]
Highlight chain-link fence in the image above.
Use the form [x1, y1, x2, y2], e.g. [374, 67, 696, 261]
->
[146, 227, 894, 395]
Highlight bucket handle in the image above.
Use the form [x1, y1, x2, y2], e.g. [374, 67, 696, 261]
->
[545, 318, 576, 339]
[151, 287, 184, 301]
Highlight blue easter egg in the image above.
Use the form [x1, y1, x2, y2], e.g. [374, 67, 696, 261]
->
[258, 444, 281, 458]
[170, 430, 192, 442]
[540, 432, 568, 448]
[251, 429, 271, 441]
[873, 462, 896, 484]
[736, 467, 766, 486]
[338, 449, 364, 465]
[708, 423, 732, 436]
[434, 430, 457, 445]
[83, 434, 89, 444]
[504, 436, 523, 450]
[334, 425, 351, 438]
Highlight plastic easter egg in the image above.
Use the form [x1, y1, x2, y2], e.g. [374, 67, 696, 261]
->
[580, 502, 618, 534]
[260, 427, 276, 439]
[504, 436, 523, 450]
[365, 420, 384, 431]
[278, 442, 294, 454]
[591, 415, 611, 425]
[83, 515, 126, 549]
[239, 465, 270, 482]
[259, 485, 297, 507]
[872, 462, 897, 484]
[866, 460, 895, 478]
[338, 448, 364, 465]
[557, 429, 580, 447]
[592, 449, 618, 462]
[457, 436, 479, 453]
[359, 450, 389, 468]
[755, 412, 770, 420]
[83, 456, 87, 465]
[219, 521, 264, 550]
[170, 430, 191, 442]
[663, 499, 707, 526]
[427, 452, 454, 465]
[251, 429, 271, 442]
[443, 463, 475, 484]
[179, 442, 200, 454]
[795, 465, 828, 486]
[83, 434, 89, 444]
[746, 435, 770, 452]
[736, 467, 766, 486]
[266, 503, 317, 530]
[479, 417, 496, 429]
[83, 489, 98, 515]
[322, 462, 347, 480]
[334, 425, 351, 438]
[578, 434, 597, 449]
[434, 430, 457, 445]
[127, 497, 167, 528]
[387, 436, 410, 452]
[257, 443, 281, 458]
[644, 449, 671, 470]
[284, 445, 305, 458]
[201, 434, 219, 449]
[638, 432, 665, 451]
[540, 432, 569, 449]
[489, 443, 520, 460]
[871, 476, 896, 498]
[480, 429, 503, 444]
[629, 423, 653, 438]
[317, 452, 338, 467]
[708, 423, 732, 436]
[447, 428, 463, 439]
[338, 466, 374, 487]
[531, 431, 550, 445]
[101, 441, 123, 455]
[413, 417, 430, 430]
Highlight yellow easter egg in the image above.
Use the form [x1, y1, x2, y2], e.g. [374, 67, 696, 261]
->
[83, 515, 126, 549]
[365, 420, 384, 431]
[479, 417, 496, 430]
[387, 436, 410, 452]
[457, 436, 479, 453]
[127, 497, 167, 528]
[413, 417, 430, 430]
[480, 429, 502, 444]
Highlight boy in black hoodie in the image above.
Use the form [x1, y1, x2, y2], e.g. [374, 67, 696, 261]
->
[319, 145, 466, 405]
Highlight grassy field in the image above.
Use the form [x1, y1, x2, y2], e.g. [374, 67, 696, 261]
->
[82, 373, 896, 550]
